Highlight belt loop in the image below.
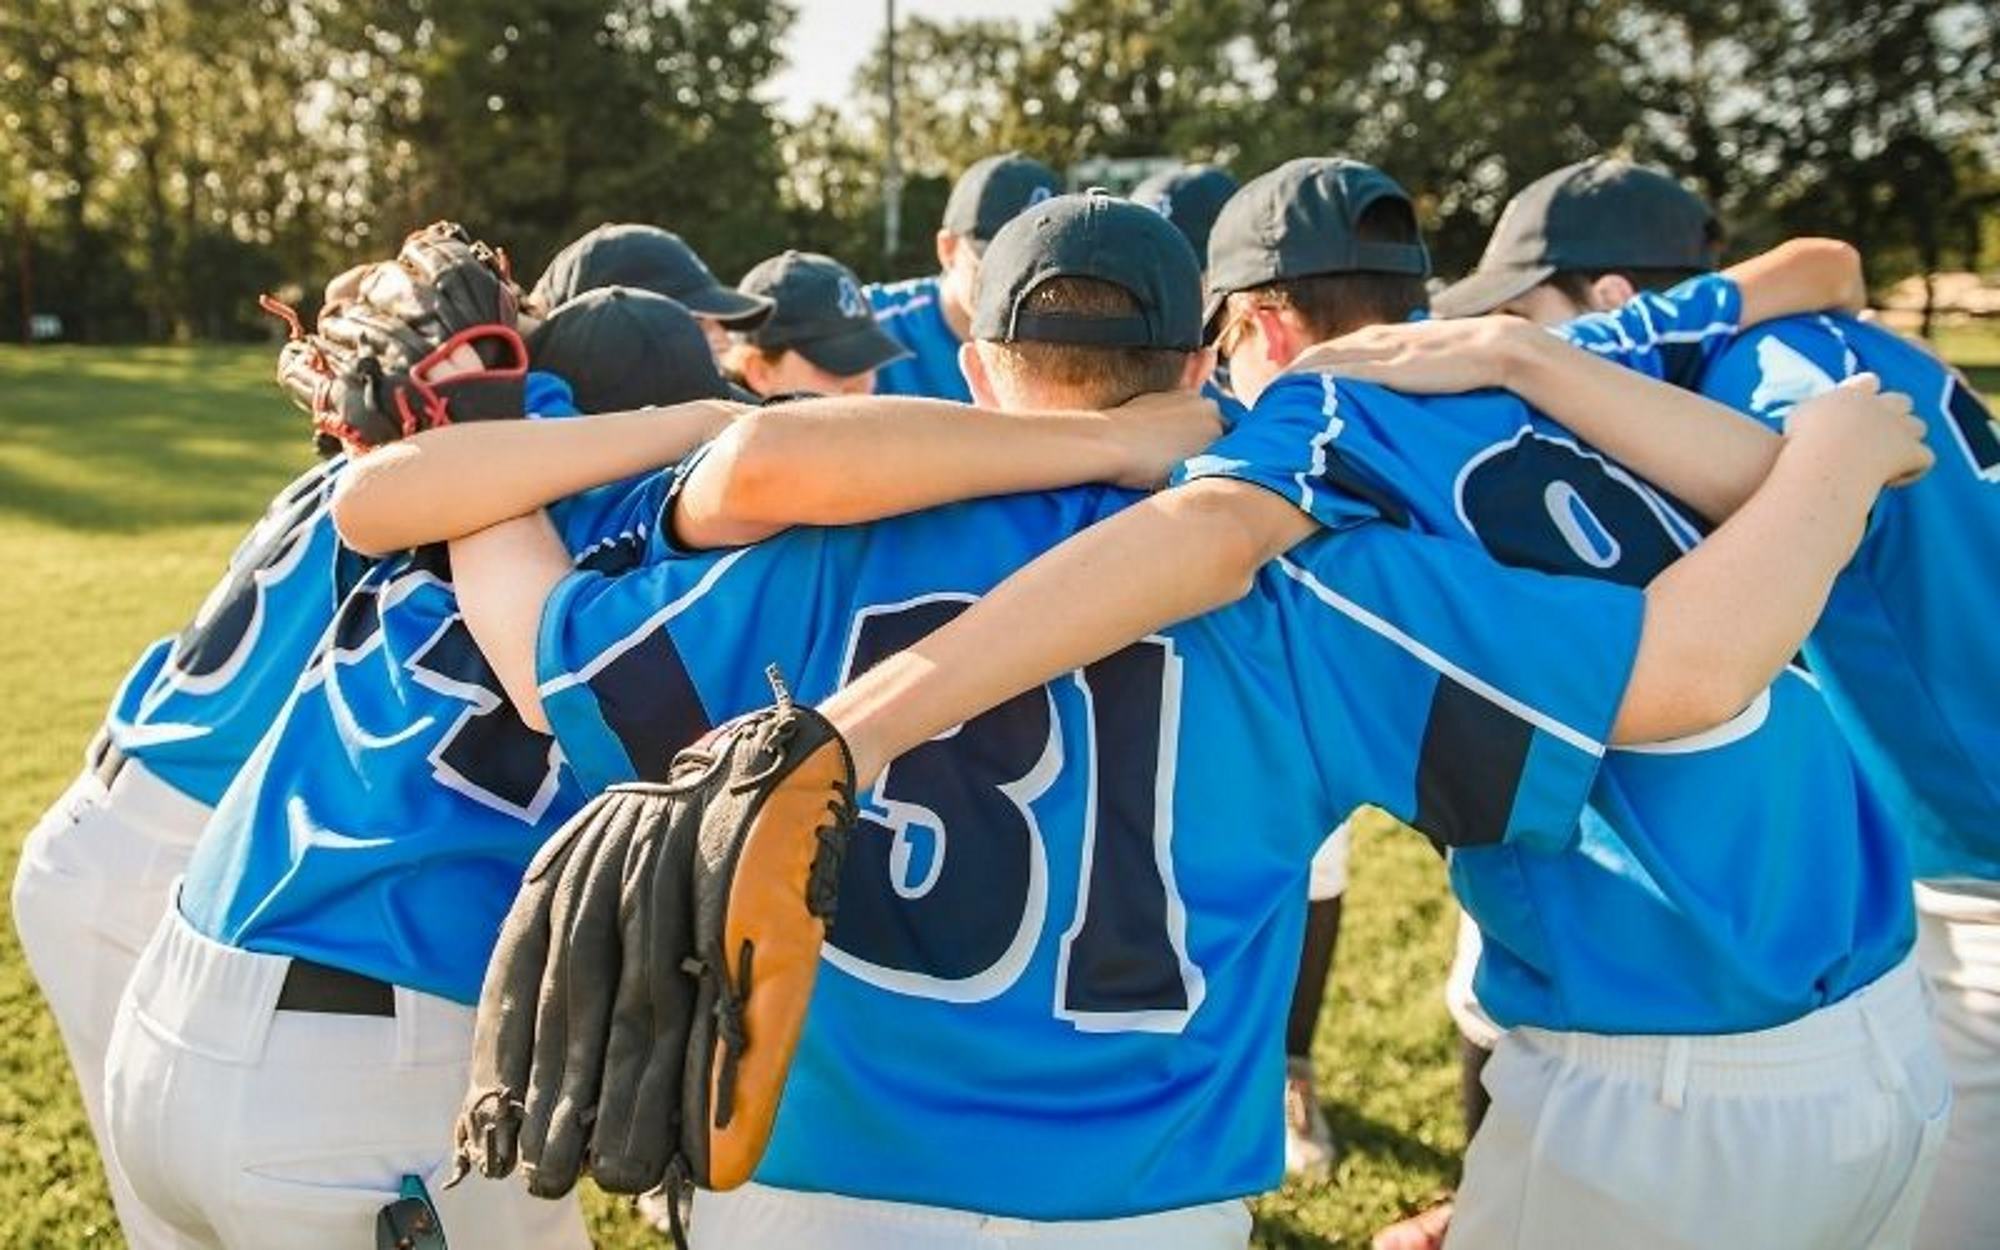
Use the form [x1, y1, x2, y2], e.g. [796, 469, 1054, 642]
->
[1859, 1002, 1906, 1094]
[1660, 1037, 1690, 1111]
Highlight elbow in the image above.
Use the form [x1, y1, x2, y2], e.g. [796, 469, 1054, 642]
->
[328, 468, 405, 557]
[1792, 237, 1867, 310]
[1615, 649, 1768, 745]
[704, 414, 798, 527]
[1155, 483, 1272, 606]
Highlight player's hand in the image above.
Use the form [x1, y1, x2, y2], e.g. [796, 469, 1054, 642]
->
[1102, 389, 1225, 489]
[1284, 316, 1537, 394]
[1783, 373, 1931, 489]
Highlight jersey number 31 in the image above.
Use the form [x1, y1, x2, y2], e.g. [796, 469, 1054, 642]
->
[824, 596, 1204, 1035]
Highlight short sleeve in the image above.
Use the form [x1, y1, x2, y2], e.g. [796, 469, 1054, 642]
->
[1698, 316, 1853, 428]
[544, 471, 672, 566]
[535, 534, 832, 791]
[1274, 524, 1642, 854]
[1172, 372, 1404, 530]
[1557, 273, 1744, 390]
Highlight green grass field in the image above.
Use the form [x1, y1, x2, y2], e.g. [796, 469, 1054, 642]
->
[2, 329, 1995, 1248]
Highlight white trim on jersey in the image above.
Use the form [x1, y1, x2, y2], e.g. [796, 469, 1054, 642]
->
[1293, 373, 1347, 519]
[1275, 555, 1609, 757]
[537, 548, 751, 697]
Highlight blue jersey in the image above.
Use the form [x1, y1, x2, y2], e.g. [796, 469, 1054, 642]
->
[866, 276, 972, 402]
[174, 374, 658, 1004]
[1565, 278, 2000, 881]
[536, 486, 1640, 1219]
[1179, 371, 1915, 1034]
[101, 457, 360, 806]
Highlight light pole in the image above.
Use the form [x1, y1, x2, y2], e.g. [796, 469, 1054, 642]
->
[883, 0, 903, 270]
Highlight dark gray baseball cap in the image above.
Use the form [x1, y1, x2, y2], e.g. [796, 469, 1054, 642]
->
[942, 152, 1065, 247]
[1130, 164, 1240, 264]
[531, 223, 774, 328]
[1434, 158, 1720, 318]
[738, 251, 910, 377]
[970, 190, 1203, 351]
[1204, 157, 1431, 337]
[525, 285, 754, 413]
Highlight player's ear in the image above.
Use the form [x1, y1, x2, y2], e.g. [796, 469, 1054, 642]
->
[1254, 306, 1301, 368]
[1180, 347, 1217, 392]
[961, 341, 1000, 407]
[935, 230, 958, 273]
[738, 349, 772, 397]
[1589, 273, 1638, 313]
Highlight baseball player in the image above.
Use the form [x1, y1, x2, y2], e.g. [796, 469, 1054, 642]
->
[1406, 166, 2000, 1248]
[358, 192, 1913, 1249]
[689, 165, 1943, 1248]
[93, 289, 742, 1250]
[530, 220, 774, 357]
[1370, 160, 1874, 1248]
[10, 233, 588, 1250]
[10, 433, 351, 1250]
[867, 151, 1064, 401]
[723, 250, 911, 398]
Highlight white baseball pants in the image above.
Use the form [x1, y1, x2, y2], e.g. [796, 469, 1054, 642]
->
[1446, 955, 1950, 1250]
[12, 762, 205, 1250]
[1910, 879, 2000, 1250]
[100, 902, 590, 1250]
[693, 1183, 1252, 1250]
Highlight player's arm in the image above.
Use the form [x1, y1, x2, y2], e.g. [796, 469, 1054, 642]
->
[332, 402, 740, 555]
[1727, 236, 1866, 327]
[1296, 318, 1779, 520]
[449, 514, 572, 733]
[822, 379, 1928, 786]
[673, 389, 1220, 549]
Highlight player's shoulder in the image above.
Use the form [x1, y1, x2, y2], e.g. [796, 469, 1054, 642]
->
[866, 274, 941, 319]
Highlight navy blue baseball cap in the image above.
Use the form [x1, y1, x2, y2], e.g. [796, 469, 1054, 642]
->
[1434, 158, 1719, 318]
[525, 285, 754, 413]
[1203, 157, 1431, 338]
[1130, 164, 1240, 265]
[738, 251, 910, 377]
[531, 224, 774, 328]
[941, 152, 1065, 247]
[970, 190, 1203, 351]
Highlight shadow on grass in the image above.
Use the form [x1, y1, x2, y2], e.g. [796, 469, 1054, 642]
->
[1323, 1099, 1461, 1180]
[0, 346, 310, 531]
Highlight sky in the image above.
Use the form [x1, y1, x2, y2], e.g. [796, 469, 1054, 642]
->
[767, 0, 1064, 121]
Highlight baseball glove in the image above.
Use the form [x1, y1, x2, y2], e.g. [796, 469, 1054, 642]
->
[453, 670, 856, 1220]
[265, 221, 527, 453]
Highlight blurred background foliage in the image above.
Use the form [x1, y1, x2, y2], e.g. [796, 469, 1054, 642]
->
[0, 0, 1993, 342]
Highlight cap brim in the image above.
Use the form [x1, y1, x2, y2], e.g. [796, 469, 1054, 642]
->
[1201, 290, 1230, 344]
[680, 283, 775, 329]
[1430, 265, 1555, 319]
[791, 323, 913, 378]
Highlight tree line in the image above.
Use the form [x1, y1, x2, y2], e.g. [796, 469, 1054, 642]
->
[1, 0, 1993, 343]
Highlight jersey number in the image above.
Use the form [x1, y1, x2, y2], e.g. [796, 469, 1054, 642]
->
[1457, 432, 1695, 586]
[325, 580, 561, 822]
[824, 598, 1203, 1033]
[170, 469, 328, 691]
